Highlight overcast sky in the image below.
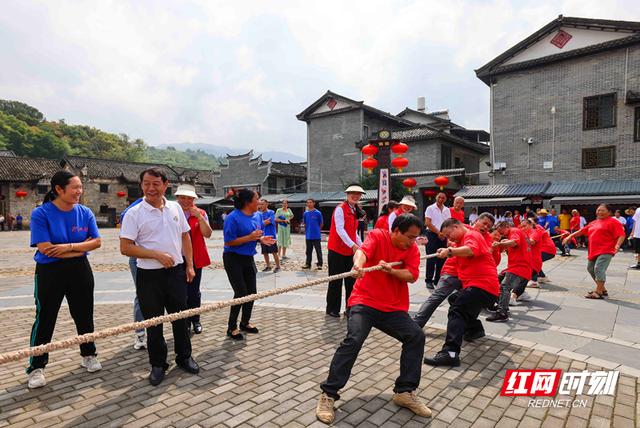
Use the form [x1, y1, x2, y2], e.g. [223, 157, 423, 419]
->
[2, 0, 639, 157]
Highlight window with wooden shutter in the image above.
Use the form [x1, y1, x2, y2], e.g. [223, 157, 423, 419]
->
[583, 93, 616, 130]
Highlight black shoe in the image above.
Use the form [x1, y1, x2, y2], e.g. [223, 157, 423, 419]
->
[486, 310, 509, 323]
[301, 265, 311, 269]
[261, 266, 272, 272]
[464, 330, 486, 342]
[193, 322, 203, 334]
[177, 357, 200, 374]
[240, 324, 259, 334]
[629, 264, 640, 270]
[326, 312, 340, 318]
[227, 329, 245, 340]
[426, 281, 434, 290]
[424, 351, 460, 367]
[485, 304, 499, 313]
[316, 265, 323, 270]
[149, 366, 166, 386]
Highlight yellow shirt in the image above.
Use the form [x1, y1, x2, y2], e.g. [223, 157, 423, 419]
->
[558, 213, 571, 230]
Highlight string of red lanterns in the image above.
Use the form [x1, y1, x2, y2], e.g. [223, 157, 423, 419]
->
[15, 190, 28, 199]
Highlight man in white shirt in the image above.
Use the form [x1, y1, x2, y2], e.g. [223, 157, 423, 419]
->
[631, 207, 640, 269]
[424, 193, 450, 289]
[120, 167, 200, 386]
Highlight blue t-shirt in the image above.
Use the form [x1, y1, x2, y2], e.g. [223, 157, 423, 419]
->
[30, 202, 100, 264]
[260, 209, 276, 238]
[120, 198, 143, 222]
[626, 217, 634, 234]
[537, 216, 547, 227]
[303, 209, 323, 240]
[545, 215, 559, 233]
[223, 209, 262, 256]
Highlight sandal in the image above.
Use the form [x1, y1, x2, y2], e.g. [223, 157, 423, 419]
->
[602, 290, 608, 297]
[585, 291, 604, 299]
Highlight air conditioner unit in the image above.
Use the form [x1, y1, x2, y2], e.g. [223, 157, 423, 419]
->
[543, 161, 553, 169]
[493, 162, 507, 171]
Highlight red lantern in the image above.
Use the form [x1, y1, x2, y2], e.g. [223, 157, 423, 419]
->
[434, 175, 449, 190]
[361, 144, 378, 156]
[361, 157, 378, 174]
[391, 156, 409, 172]
[117, 191, 126, 198]
[15, 190, 28, 199]
[402, 178, 417, 191]
[423, 189, 437, 198]
[391, 143, 408, 155]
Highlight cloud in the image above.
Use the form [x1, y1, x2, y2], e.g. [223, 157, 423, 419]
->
[1, 0, 639, 157]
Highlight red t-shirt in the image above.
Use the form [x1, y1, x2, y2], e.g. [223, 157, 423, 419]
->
[583, 217, 625, 261]
[374, 214, 389, 230]
[513, 215, 521, 227]
[347, 229, 420, 312]
[559, 230, 577, 246]
[569, 215, 581, 231]
[539, 226, 556, 255]
[504, 227, 532, 280]
[527, 226, 544, 272]
[450, 208, 465, 223]
[456, 229, 499, 296]
[441, 249, 458, 276]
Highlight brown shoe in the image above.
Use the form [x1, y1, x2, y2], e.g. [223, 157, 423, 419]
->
[392, 391, 432, 417]
[316, 393, 335, 424]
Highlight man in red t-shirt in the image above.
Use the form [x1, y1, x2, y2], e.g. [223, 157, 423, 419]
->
[414, 212, 496, 343]
[486, 221, 532, 323]
[449, 196, 465, 223]
[423, 219, 499, 367]
[317, 214, 431, 424]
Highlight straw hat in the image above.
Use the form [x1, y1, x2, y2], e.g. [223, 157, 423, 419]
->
[175, 184, 198, 199]
[538, 208, 548, 215]
[344, 185, 366, 194]
[398, 195, 417, 209]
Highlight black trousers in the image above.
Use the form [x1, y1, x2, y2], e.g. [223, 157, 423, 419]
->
[223, 252, 257, 330]
[321, 305, 425, 400]
[442, 287, 496, 354]
[413, 275, 462, 328]
[186, 267, 203, 323]
[425, 231, 446, 284]
[305, 239, 323, 267]
[326, 250, 355, 314]
[533, 252, 555, 280]
[136, 264, 192, 368]
[27, 257, 96, 373]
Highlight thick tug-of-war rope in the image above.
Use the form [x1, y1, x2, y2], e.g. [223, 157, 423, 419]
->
[0, 254, 437, 365]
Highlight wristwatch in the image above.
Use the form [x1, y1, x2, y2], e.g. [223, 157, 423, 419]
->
[448, 248, 453, 257]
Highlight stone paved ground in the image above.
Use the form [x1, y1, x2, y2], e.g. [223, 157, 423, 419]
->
[0, 304, 638, 428]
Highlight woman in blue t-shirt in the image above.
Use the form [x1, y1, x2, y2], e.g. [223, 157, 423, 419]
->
[223, 188, 275, 340]
[26, 170, 103, 389]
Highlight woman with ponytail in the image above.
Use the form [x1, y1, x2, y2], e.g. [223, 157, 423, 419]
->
[26, 170, 102, 389]
[223, 188, 276, 340]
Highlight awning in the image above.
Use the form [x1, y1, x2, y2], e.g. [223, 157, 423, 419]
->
[462, 197, 525, 207]
[550, 195, 640, 205]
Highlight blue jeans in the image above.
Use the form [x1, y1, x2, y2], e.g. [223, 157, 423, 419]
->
[129, 257, 144, 335]
[413, 275, 462, 328]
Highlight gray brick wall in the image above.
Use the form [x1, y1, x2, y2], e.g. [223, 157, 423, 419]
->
[307, 109, 363, 192]
[491, 44, 640, 184]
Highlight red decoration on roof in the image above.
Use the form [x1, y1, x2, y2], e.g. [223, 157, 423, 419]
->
[361, 144, 378, 156]
[326, 98, 337, 110]
[391, 156, 409, 172]
[391, 143, 408, 155]
[362, 157, 378, 174]
[434, 176, 449, 189]
[402, 178, 417, 190]
[550, 30, 572, 49]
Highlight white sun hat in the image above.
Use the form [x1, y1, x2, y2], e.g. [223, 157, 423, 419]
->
[175, 184, 198, 199]
[344, 185, 366, 194]
[398, 195, 417, 209]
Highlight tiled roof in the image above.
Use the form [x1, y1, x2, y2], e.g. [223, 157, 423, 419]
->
[455, 183, 550, 198]
[545, 180, 640, 196]
[262, 190, 377, 204]
[64, 156, 180, 183]
[171, 167, 216, 186]
[0, 156, 62, 182]
[387, 127, 490, 154]
[0, 150, 16, 157]
[269, 161, 307, 177]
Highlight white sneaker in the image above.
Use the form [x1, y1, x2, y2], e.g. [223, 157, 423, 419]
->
[81, 356, 102, 372]
[28, 369, 46, 389]
[133, 334, 147, 350]
[518, 291, 532, 302]
[509, 294, 520, 306]
[527, 281, 540, 288]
